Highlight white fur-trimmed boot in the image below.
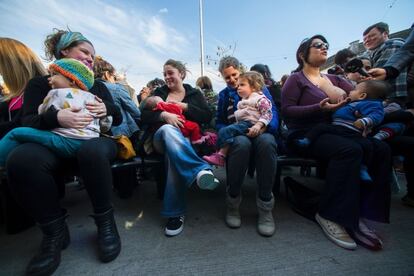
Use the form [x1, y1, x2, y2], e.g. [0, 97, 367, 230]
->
[225, 193, 242, 228]
[256, 195, 275, 237]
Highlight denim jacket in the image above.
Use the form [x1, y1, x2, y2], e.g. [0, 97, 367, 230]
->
[101, 81, 141, 137]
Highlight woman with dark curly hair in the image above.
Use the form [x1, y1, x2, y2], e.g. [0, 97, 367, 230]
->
[6, 29, 122, 275]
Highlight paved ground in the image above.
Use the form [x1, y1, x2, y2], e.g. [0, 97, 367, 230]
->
[1, 167, 413, 276]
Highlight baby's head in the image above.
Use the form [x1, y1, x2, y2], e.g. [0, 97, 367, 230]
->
[144, 96, 164, 110]
[349, 80, 390, 101]
[48, 58, 94, 91]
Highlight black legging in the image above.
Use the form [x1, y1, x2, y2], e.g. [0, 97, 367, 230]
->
[288, 132, 391, 230]
[7, 137, 117, 224]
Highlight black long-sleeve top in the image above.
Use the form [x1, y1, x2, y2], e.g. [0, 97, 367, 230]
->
[0, 100, 22, 138]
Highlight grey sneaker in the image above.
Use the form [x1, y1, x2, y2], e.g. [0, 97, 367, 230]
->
[315, 213, 357, 250]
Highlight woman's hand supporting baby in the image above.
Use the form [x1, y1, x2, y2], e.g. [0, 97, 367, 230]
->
[57, 107, 94, 129]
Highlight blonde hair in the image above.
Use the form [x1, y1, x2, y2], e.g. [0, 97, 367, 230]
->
[0, 38, 47, 101]
[239, 71, 265, 91]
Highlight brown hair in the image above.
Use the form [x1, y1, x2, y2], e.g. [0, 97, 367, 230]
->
[239, 71, 265, 91]
[361, 80, 390, 100]
[93, 56, 115, 79]
[363, 22, 389, 36]
[164, 59, 188, 80]
[44, 28, 93, 61]
[196, 76, 213, 90]
[0, 38, 47, 101]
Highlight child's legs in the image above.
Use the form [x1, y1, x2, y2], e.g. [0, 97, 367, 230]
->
[378, 122, 406, 138]
[0, 127, 82, 164]
[217, 121, 252, 148]
[181, 120, 202, 141]
[0, 128, 30, 166]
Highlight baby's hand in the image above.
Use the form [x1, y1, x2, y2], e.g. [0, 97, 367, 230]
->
[353, 119, 365, 130]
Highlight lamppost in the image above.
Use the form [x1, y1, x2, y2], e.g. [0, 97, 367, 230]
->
[199, 0, 205, 76]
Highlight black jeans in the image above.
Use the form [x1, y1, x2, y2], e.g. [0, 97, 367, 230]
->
[7, 137, 117, 224]
[288, 131, 391, 230]
[304, 123, 374, 166]
[226, 133, 277, 201]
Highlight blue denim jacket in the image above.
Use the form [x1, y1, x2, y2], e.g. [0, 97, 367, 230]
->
[101, 81, 141, 137]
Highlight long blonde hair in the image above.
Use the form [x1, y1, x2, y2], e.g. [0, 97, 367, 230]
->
[0, 38, 47, 101]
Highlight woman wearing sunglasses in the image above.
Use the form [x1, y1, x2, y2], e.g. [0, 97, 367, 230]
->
[281, 35, 391, 251]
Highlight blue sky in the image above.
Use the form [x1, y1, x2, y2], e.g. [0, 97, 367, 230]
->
[1, 0, 413, 92]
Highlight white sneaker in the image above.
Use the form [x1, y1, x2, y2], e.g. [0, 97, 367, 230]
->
[196, 170, 219, 190]
[315, 213, 357, 250]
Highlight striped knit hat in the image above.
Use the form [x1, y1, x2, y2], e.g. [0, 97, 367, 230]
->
[49, 58, 94, 90]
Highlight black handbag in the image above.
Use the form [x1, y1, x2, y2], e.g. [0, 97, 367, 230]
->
[284, 176, 320, 221]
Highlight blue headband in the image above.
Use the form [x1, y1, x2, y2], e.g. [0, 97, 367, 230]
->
[55, 32, 93, 59]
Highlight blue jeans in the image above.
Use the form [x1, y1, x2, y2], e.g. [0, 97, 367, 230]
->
[153, 124, 211, 217]
[0, 127, 83, 166]
[217, 121, 252, 148]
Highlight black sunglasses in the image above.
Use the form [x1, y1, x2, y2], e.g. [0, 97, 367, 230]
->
[311, 42, 329, 50]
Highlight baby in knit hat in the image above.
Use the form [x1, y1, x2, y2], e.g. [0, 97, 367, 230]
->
[0, 58, 110, 166]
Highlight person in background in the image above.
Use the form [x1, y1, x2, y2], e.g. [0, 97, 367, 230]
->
[196, 75, 217, 129]
[279, 74, 289, 88]
[369, 24, 414, 81]
[362, 22, 407, 106]
[138, 78, 166, 104]
[115, 73, 139, 107]
[251, 63, 281, 114]
[93, 56, 141, 143]
[0, 38, 47, 138]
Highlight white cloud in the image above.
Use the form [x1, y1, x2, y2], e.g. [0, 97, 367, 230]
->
[159, 8, 168, 13]
[0, 0, 193, 89]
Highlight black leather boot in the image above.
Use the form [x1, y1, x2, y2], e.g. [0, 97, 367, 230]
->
[91, 208, 121, 263]
[26, 214, 70, 276]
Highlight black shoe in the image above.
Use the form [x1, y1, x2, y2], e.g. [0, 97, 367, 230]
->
[165, 216, 185, 237]
[91, 208, 121, 263]
[294, 138, 311, 148]
[26, 214, 70, 276]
